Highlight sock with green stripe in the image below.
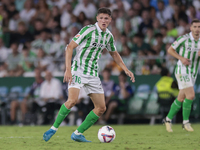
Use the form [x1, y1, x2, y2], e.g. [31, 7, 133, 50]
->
[182, 98, 193, 121]
[167, 98, 182, 120]
[53, 104, 70, 128]
[77, 110, 99, 133]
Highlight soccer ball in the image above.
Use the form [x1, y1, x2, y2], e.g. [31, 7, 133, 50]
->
[98, 125, 116, 143]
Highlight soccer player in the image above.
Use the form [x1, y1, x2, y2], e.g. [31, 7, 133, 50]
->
[163, 19, 200, 132]
[43, 7, 135, 142]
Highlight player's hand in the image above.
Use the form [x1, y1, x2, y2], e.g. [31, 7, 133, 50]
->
[63, 69, 72, 84]
[180, 57, 190, 66]
[124, 69, 135, 83]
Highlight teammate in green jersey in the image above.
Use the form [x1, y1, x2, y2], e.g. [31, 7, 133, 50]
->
[163, 19, 200, 132]
[43, 7, 135, 142]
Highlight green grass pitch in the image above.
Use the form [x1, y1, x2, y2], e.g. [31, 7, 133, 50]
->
[0, 124, 199, 150]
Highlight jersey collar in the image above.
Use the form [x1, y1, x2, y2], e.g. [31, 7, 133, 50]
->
[189, 32, 200, 41]
[95, 22, 108, 33]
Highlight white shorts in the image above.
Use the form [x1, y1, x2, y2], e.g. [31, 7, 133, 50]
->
[175, 74, 196, 89]
[68, 71, 104, 95]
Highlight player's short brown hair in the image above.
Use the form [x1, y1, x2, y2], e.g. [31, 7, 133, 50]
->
[97, 7, 111, 16]
[191, 19, 200, 24]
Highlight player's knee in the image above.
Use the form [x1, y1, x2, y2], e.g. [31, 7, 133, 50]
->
[65, 99, 77, 109]
[177, 98, 184, 102]
[186, 94, 195, 100]
[98, 106, 106, 114]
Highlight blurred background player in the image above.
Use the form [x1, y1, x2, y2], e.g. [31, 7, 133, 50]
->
[163, 19, 200, 132]
[43, 7, 135, 142]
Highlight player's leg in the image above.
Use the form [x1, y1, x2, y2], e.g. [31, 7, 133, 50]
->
[77, 93, 106, 132]
[71, 93, 106, 142]
[10, 100, 19, 124]
[53, 88, 80, 127]
[43, 88, 80, 142]
[181, 86, 194, 131]
[163, 90, 185, 132]
[166, 90, 185, 120]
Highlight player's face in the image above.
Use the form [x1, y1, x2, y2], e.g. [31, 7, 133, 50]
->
[96, 13, 112, 32]
[190, 22, 200, 36]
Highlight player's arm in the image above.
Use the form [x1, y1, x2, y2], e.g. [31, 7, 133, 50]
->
[109, 51, 135, 82]
[167, 46, 190, 66]
[63, 40, 78, 84]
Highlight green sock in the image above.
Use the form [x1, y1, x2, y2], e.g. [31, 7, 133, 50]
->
[167, 98, 182, 120]
[182, 98, 193, 121]
[77, 110, 99, 133]
[53, 104, 70, 128]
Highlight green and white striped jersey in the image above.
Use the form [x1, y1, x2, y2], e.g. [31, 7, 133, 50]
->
[171, 32, 200, 77]
[71, 22, 116, 77]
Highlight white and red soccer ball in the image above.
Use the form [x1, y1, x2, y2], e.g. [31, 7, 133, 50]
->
[98, 125, 116, 143]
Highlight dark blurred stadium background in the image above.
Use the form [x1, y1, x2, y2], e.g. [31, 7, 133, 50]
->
[0, 0, 200, 126]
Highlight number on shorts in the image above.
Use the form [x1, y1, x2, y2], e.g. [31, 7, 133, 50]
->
[180, 75, 190, 82]
[73, 75, 81, 84]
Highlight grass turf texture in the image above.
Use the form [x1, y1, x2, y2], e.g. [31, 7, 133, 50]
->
[0, 124, 199, 150]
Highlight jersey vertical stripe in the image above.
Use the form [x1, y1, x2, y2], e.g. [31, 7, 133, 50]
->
[191, 51, 196, 74]
[175, 65, 178, 74]
[90, 32, 103, 75]
[74, 60, 78, 71]
[186, 51, 191, 74]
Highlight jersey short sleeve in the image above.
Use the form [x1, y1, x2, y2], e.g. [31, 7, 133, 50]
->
[171, 36, 185, 50]
[106, 35, 116, 52]
[73, 26, 91, 45]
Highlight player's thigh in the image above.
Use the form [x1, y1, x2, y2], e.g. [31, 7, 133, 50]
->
[89, 93, 106, 109]
[83, 75, 105, 111]
[68, 88, 80, 101]
[65, 88, 80, 109]
[182, 86, 195, 100]
[177, 89, 186, 102]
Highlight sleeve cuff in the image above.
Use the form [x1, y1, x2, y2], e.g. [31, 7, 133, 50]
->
[171, 45, 176, 49]
[72, 39, 79, 45]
